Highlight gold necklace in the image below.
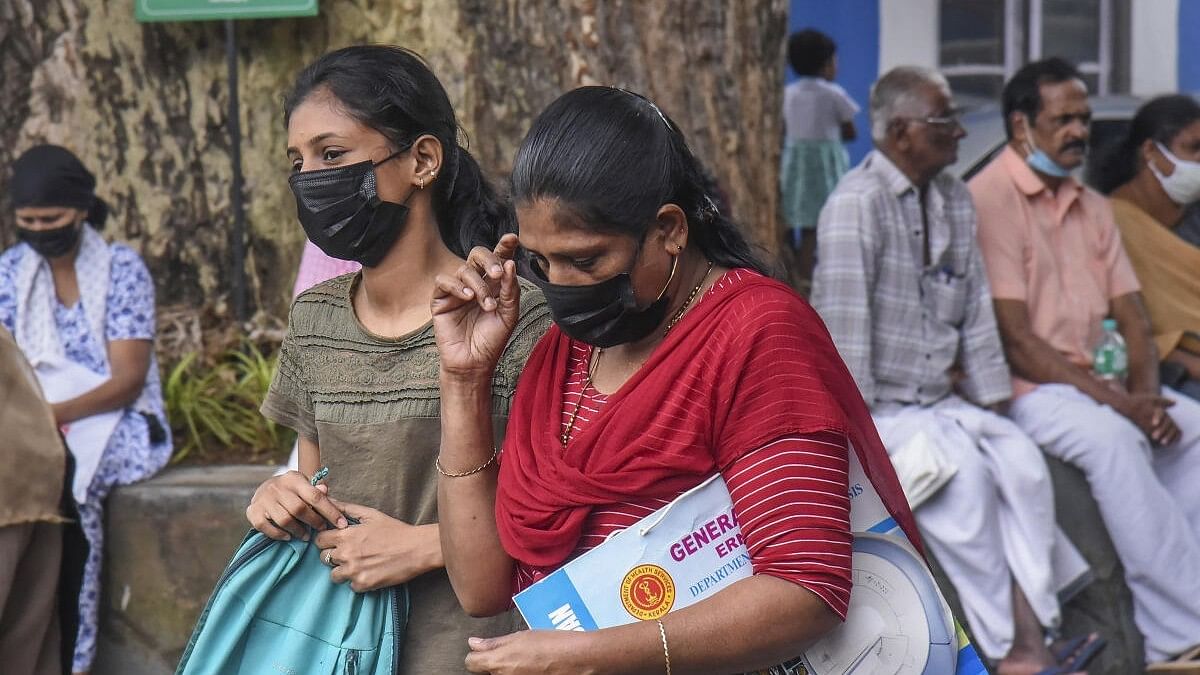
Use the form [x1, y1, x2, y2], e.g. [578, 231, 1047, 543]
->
[561, 347, 602, 446]
[560, 261, 712, 446]
[664, 261, 713, 334]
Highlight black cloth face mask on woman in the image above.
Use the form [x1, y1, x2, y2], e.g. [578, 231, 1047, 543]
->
[530, 246, 678, 348]
[17, 220, 82, 259]
[289, 149, 413, 268]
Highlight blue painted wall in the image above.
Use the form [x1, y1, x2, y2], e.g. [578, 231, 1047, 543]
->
[1181, 0, 1200, 93]
[787, 0, 880, 163]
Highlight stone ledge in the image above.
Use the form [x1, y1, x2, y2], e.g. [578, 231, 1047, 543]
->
[91, 462, 1146, 674]
[94, 465, 276, 675]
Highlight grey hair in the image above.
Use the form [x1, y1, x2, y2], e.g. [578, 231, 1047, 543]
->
[869, 66, 951, 142]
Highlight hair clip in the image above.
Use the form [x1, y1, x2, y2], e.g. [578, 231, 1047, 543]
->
[695, 195, 720, 221]
[647, 101, 672, 129]
[618, 87, 673, 129]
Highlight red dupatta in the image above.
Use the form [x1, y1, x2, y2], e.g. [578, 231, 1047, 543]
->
[495, 272, 922, 569]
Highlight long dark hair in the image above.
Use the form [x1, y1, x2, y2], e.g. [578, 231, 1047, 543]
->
[1094, 95, 1200, 194]
[510, 86, 767, 275]
[282, 45, 509, 256]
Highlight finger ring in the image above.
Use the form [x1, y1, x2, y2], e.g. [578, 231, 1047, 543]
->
[324, 552, 334, 566]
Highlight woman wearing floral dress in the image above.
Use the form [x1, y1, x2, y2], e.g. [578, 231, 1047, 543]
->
[0, 144, 170, 674]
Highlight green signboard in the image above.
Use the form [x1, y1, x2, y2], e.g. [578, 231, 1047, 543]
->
[136, 0, 317, 22]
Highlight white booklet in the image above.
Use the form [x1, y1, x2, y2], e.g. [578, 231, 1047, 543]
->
[514, 452, 988, 675]
[35, 358, 122, 504]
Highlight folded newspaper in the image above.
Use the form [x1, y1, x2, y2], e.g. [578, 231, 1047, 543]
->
[514, 453, 988, 675]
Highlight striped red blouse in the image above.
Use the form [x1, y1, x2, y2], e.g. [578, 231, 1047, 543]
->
[513, 270, 854, 618]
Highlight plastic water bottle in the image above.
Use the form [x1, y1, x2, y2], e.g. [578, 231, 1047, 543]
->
[1093, 318, 1128, 385]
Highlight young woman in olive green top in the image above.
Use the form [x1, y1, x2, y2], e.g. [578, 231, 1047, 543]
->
[246, 46, 550, 673]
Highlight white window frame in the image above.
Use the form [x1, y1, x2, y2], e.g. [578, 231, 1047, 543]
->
[939, 0, 1022, 81]
[939, 0, 1115, 94]
[1028, 0, 1113, 94]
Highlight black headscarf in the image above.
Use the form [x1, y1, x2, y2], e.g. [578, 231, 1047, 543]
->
[9, 144, 108, 227]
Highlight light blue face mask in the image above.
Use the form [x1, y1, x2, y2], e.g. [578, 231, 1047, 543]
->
[1025, 136, 1075, 178]
[1021, 114, 1078, 178]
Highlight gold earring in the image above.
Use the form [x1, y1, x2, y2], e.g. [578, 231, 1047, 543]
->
[431, 170, 437, 178]
[419, 176, 425, 190]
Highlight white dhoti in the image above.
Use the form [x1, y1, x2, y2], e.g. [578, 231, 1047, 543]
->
[1010, 383, 1200, 662]
[873, 396, 1090, 660]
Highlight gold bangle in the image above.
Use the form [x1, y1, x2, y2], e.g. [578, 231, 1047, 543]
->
[436, 447, 499, 478]
[656, 619, 671, 675]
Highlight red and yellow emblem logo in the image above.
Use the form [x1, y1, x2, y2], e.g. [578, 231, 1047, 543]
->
[620, 564, 676, 620]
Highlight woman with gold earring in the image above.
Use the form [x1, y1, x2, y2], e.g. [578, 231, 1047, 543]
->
[243, 45, 551, 672]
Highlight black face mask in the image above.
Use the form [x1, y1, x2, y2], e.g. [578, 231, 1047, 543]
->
[530, 251, 677, 348]
[288, 151, 411, 268]
[17, 221, 81, 259]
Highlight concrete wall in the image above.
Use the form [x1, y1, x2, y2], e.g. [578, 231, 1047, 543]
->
[93, 465, 275, 675]
[878, 0, 939, 72]
[1180, 0, 1200, 92]
[796, 0, 1200, 110]
[787, 0, 880, 163]
[91, 461, 1144, 675]
[1130, 0, 1180, 97]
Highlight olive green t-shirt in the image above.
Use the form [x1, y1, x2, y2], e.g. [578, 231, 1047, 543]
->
[261, 272, 551, 673]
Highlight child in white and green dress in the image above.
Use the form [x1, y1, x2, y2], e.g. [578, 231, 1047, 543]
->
[781, 29, 859, 287]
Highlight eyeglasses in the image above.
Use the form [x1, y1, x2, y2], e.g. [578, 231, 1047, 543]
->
[901, 109, 964, 130]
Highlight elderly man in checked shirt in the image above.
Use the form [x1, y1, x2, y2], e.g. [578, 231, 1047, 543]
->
[812, 66, 1094, 675]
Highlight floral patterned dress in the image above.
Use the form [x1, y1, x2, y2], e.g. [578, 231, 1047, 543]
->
[0, 241, 171, 672]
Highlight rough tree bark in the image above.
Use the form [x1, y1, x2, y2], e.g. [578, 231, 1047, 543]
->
[2, 4, 789, 670]
[0, 0, 787, 323]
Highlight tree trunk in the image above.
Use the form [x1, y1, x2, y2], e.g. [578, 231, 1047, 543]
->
[0, 0, 787, 325]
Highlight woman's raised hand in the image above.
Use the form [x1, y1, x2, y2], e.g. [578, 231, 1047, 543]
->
[433, 233, 523, 379]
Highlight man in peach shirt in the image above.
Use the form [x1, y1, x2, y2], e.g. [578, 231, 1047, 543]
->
[970, 57, 1200, 666]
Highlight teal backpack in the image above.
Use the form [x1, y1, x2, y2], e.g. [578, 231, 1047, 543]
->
[176, 472, 408, 675]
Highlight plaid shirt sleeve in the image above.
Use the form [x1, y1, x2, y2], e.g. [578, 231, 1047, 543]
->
[956, 217, 1013, 406]
[812, 190, 878, 405]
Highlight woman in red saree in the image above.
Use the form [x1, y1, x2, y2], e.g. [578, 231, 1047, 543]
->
[431, 87, 922, 674]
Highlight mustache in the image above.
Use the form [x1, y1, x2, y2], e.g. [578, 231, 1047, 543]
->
[1061, 140, 1088, 153]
